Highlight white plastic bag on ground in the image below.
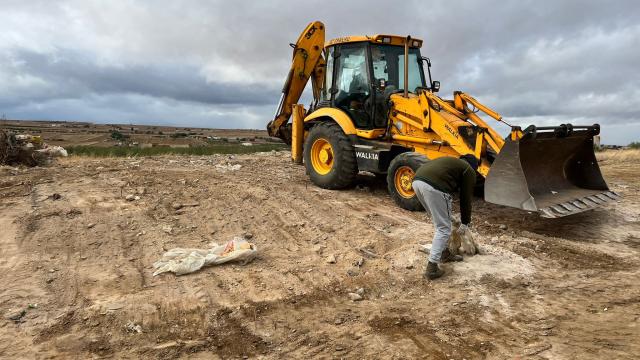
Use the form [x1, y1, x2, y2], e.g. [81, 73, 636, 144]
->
[153, 237, 257, 276]
[449, 223, 478, 255]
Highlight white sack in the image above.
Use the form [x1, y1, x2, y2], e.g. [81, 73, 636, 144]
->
[153, 237, 257, 276]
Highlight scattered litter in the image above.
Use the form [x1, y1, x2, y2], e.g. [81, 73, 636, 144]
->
[152, 237, 258, 276]
[125, 321, 142, 334]
[348, 292, 363, 301]
[125, 194, 140, 201]
[326, 254, 337, 264]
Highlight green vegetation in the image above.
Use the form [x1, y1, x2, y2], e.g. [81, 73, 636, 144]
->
[67, 143, 288, 157]
[629, 141, 640, 149]
[110, 130, 127, 141]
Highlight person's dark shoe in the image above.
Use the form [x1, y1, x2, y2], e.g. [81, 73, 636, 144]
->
[425, 261, 444, 280]
[441, 249, 463, 263]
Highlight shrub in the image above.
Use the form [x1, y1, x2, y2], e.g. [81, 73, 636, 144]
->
[110, 130, 127, 141]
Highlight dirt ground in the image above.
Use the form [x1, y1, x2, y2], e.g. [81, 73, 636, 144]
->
[0, 150, 638, 359]
[0, 120, 272, 148]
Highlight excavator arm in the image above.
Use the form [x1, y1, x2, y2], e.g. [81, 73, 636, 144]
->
[267, 21, 326, 144]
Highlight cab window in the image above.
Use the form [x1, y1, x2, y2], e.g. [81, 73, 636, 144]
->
[334, 44, 371, 128]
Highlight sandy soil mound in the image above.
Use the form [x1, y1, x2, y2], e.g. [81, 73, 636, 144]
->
[1, 150, 638, 359]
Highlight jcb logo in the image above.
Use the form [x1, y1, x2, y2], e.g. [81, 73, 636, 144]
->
[305, 25, 316, 39]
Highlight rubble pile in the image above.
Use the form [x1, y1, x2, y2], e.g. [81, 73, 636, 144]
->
[0, 129, 67, 166]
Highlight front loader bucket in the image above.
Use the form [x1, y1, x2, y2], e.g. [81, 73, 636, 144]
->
[485, 125, 619, 218]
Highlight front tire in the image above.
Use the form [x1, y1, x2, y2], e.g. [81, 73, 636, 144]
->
[303, 122, 358, 189]
[387, 152, 428, 211]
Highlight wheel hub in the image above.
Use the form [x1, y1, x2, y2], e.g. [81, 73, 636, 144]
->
[395, 166, 416, 199]
[310, 138, 334, 175]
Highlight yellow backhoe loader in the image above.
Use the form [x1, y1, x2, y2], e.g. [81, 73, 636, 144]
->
[267, 21, 619, 218]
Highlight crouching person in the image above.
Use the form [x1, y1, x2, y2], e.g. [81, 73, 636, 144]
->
[412, 155, 478, 280]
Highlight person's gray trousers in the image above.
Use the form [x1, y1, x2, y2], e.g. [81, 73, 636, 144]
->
[412, 180, 453, 264]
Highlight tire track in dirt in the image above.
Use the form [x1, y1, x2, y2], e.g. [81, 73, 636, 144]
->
[0, 203, 44, 359]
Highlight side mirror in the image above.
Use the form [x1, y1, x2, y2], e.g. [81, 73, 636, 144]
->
[431, 81, 440, 93]
[378, 78, 387, 90]
[420, 56, 431, 67]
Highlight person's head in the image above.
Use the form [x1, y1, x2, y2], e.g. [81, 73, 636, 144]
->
[371, 46, 383, 61]
[460, 154, 479, 171]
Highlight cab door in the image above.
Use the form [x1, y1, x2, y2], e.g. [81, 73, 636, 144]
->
[332, 43, 374, 129]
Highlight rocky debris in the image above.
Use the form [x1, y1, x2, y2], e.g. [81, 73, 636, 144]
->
[172, 202, 200, 211]
[124, 321, 142, 334]
[125, 194, 140, 201]
[523, 342, 552, 356]
[499, 224, 508, 230]
[313, 244, 326, 255]
[326, 254, 337, 264]
[348, 288, 365, 301]
[86, 223, 96, 229]
[214, 163, 242, 172]
[358, 247, 379, 258]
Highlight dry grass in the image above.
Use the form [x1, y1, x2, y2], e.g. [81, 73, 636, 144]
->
[596, 149, 640, 163]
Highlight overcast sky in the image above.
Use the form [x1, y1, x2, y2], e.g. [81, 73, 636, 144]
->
[1, 0, 639, 144]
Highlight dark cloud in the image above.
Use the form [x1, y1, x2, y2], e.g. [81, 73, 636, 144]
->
[0, 49, 278, 108]
[1, 0, 639, 143]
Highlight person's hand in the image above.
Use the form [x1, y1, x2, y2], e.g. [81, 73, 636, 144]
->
[458, 223, 469, 233]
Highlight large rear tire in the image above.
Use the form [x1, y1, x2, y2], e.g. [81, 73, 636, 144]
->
[303, 122, 357, 189]
[387, 152, 429, 211]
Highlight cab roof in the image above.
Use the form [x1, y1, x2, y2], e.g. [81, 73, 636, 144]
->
[325, 35, 423, 48]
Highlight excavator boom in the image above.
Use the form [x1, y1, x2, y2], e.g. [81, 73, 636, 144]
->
[267, 21, 325, 144]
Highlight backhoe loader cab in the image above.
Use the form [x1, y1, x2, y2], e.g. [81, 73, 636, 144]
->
[267, 21, 618, 218]
[321, 36, 429, 130]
